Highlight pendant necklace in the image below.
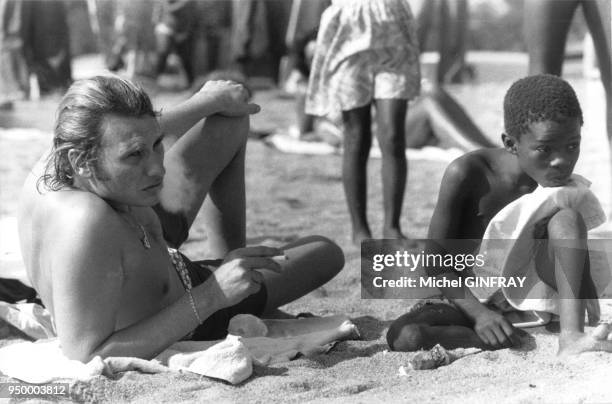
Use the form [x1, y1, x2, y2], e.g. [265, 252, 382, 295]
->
[124, 209, 151, 249]
[136, 222, 151, 249]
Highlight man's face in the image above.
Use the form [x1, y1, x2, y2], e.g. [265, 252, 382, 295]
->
[514, 118, 581, 187]
[90, 114, 165, 207]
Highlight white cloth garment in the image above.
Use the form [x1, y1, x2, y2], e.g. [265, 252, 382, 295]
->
[0, 312, 359, 385]
[472, 174, 610, 314]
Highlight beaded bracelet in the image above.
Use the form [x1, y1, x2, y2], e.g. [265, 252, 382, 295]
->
[187, 290, 203, 324]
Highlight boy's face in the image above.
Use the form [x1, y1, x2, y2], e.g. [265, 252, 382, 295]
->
[511, 117, 581, 187]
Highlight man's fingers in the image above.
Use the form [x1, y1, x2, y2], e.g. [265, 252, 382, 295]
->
[246, 103, 261, 114]
[250, 270, 264, 285]
[233, 246, 284, 258]
[242, 257, 282, 273]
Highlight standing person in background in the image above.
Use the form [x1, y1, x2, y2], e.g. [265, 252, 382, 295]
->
[524, 0, 611, 143]
[25, 0, 72, 95]
[0, 0, 30, 107]
[106, 0, 156, 77]
[197, 0, 231, 74]
[411, 0, 473, 85]
[306, 0, 420, 245]
[154, 0, 198, 87]
[230, 0, 290, 83]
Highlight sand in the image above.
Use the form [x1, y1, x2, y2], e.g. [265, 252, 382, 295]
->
[1, 54, 611, 403]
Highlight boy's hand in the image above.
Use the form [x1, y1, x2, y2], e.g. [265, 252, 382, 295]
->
[196, 80, 260, 117]
[473, 308, 519, 348]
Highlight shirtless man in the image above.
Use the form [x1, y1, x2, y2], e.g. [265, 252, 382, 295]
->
[386, 74, 612, 355]
[17, 75, 344, 361]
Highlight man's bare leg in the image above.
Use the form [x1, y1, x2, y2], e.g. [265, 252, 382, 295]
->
[201, 143, 246, 258]
[158, 115, 248, 254]
[257, 235, 344, 314]
[543, 208, 612, 355]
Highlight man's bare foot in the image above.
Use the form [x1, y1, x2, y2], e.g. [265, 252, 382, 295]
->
[382, 227, 407, 240]
[352, 229, 372, 246]
[558, 329, 612, 356]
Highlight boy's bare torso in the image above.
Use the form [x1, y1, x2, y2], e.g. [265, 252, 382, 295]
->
[18, 164, 186, 330]
[446, 148, 537, 239]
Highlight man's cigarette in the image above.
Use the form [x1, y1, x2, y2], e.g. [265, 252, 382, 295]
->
[272, 253, 289, 260]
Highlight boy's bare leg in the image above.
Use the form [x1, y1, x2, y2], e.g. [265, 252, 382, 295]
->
[387, 303, 488, 351]
[342, 105, 373, 244]
[158, 115, 248, 254]
[257, 235, 344, 313]
[544, 208, 612, 355]
[375, 99, 408, 239]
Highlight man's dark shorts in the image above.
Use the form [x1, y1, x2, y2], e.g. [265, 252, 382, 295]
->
[154, 205, 268, 341]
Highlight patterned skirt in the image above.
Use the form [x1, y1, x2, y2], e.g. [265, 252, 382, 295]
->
[306, 0, 420, 121]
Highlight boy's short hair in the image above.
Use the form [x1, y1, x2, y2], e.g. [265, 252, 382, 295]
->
[503, 74, 583, 138]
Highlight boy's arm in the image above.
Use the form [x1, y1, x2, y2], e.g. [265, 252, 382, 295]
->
[426, 158, 518, 348]
[158, 80, 260, 143]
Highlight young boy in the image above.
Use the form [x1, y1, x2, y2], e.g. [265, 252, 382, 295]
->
[386, 74, 612, 355]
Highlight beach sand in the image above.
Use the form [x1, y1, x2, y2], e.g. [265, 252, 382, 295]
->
[1, 54, 611, 403]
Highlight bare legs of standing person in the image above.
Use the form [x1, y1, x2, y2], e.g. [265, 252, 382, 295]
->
[342, 100, 409, 245]
[342, 105, 373, 244]
[524, 0, 611, 140]
[376, 99, 408, 239]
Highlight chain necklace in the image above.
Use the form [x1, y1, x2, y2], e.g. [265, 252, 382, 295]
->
[136, 222, 151, 249]
[123, 210, 151, 250]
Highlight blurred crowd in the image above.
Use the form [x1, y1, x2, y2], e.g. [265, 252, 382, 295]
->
[0, 0, 306, 105]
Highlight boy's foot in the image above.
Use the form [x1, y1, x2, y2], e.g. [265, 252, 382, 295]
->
[382, 227, 407, 240]
[558, 330, 612, 356]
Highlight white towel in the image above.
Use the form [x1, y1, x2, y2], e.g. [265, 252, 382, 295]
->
[0, 312, 359, 385]
[473, 174, 610, 314]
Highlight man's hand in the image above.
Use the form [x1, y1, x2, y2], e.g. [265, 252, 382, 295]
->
[202, 246, 283, 310]
[196, 80, 260, 117]
[473, 308, 519, 348]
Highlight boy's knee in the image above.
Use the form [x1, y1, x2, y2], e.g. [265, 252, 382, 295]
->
[547, 208, 587, 239]
[387, 322, 425, 352]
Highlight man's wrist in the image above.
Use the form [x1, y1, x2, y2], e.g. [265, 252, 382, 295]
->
[191, 282, 223, 315]
[192, 89, 223, 116]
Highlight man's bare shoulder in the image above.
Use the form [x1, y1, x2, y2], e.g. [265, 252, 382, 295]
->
[38, 190, 125, 244]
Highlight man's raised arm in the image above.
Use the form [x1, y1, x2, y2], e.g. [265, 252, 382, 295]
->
[159, 80, 260, 143]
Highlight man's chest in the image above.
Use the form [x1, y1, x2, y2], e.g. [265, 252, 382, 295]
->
[114, 237, 185, 328]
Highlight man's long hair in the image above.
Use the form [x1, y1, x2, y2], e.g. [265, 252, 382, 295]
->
[38, 75, 158, 192]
